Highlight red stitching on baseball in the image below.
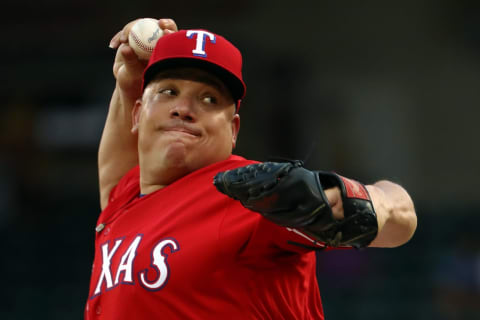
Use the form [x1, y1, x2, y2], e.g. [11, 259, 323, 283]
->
[131, 31, 155, 53]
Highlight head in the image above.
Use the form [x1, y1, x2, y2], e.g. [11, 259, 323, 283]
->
[132, 29, 246, 189]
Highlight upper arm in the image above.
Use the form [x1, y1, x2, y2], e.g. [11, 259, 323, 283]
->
[99, 161, 137, 210]
[98, 87, 139, 210]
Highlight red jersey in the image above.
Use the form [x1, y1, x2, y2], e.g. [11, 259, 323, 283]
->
[85, 155, 327, 319]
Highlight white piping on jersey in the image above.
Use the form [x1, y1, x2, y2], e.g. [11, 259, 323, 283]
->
[285, 228, 351, 249]
[286, 228, 326, 247]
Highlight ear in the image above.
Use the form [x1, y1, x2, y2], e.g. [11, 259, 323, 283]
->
[231, 113, 240, 148]
[131, 99, 142, 134]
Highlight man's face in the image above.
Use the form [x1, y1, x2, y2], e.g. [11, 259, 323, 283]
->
[133, 67, 240, 185]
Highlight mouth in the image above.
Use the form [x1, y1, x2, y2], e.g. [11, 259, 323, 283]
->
[161, 125, 201, 138]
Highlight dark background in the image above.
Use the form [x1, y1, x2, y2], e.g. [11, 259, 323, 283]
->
[1, 0, 479, 319]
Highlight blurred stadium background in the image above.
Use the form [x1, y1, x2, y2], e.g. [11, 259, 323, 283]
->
[1, 0, 479, 319]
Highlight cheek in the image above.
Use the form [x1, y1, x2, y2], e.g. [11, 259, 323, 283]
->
[207, 124, 234, 152]
[137, 107, 163, 148]
[143, 104, 160, 120]
[205, 115, 233, 139]
[140, 103, 166, 131]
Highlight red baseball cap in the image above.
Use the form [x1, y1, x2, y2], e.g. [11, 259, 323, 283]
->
[143, 29, 246, 104]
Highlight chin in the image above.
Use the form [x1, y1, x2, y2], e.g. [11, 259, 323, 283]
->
[158, 140, 230, 171]
[163, 143, 189, 168]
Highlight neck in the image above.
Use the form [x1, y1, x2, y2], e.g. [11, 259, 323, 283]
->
[138, 153, 191, 195]
[140, 181, 167, 195]
[139, 165, 191, 194]
[138, 151, 233, 194]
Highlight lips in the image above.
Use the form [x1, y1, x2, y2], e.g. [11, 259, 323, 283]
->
[160, 123, 201, 137]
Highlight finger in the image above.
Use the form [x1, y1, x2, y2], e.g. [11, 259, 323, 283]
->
[119, 44, 149, 70]
[159, 18, 178, 32]
[119, 29, 128, 43]
[109, 30, 122, 49]
[119, 43, 137, 61]
[120, 19, 141, 43]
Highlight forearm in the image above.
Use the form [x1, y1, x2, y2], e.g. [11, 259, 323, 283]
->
[367, 180, 417, 248]
[98, 85, 138, 209]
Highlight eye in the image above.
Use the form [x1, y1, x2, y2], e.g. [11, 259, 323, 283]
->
[202, 95, 218, 104]
[158, 88, 176, 96]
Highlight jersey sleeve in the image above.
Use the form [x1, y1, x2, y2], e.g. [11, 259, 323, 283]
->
[248, 213, 336, 254]
[219, 199, 347, 261]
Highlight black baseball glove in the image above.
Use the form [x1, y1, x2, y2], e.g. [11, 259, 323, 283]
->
[213, 161, 378, 248]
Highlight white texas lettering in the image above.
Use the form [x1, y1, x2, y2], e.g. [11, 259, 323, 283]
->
[114, 235, 142, 285]
[93, 239, 123, 295]
[138, 238, 180, 291]
[186, 30, 216, 57]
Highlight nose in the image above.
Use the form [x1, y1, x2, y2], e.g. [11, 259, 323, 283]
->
[169, 98, 195, 122]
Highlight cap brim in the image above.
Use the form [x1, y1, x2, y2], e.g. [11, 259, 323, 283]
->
[143, 58, 245, 102]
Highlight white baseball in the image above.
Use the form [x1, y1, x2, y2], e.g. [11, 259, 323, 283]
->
[128, 18, 163, 60]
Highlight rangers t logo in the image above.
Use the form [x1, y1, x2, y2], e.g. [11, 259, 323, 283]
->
[186, 30, 216, 58]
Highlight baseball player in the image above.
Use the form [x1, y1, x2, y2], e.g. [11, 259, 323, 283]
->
[86, 18, 417, 319]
